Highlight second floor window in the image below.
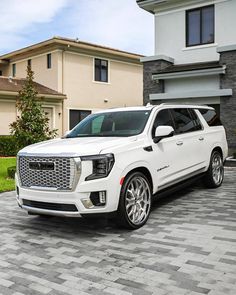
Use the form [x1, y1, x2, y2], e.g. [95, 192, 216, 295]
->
[186, 5, 214, 47]
[94, 58, 108, 82]
[27, 59, 31, 68]
[12, 64, 16, 77]
[47, 53, 52, 69]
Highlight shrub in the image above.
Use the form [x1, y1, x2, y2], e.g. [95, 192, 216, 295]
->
[0, 135, 17, 156]
[7, 166, 16, 179]
[10, 66, 57, 152]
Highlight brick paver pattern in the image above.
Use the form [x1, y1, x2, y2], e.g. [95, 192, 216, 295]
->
[0, 169, 235, 295]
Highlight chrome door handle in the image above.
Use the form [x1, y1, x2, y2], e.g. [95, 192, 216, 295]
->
[176, 141, 183, 146]
[199, 137, 204, 141]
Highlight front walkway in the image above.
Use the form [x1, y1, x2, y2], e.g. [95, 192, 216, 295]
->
[0, 168, 235, 295]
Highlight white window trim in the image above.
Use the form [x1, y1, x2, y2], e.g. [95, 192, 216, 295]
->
[182, 43, 218, 51]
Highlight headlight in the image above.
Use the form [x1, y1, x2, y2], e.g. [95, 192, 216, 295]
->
[81, 153, 115, 181]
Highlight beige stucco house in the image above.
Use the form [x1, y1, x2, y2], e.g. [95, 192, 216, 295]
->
[0, 37, 143, 136]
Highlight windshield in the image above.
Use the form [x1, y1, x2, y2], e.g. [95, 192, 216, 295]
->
[67, 110, 151, 138]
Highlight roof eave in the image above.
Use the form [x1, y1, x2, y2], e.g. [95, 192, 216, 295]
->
[136, 0, 168, 13]
[0, 37, 143, 64]
[0, 90, 66, 100]
[150, 89, 233, 100]
[152, 66, 226, 80]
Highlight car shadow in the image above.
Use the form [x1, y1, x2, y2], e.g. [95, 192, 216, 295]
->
[17, 180, 204, 236]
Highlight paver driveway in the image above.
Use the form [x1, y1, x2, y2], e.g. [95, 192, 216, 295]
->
[0, 168, 235, 295]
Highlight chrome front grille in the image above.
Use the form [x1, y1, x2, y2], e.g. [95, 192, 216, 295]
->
[18, 156, 79, 191]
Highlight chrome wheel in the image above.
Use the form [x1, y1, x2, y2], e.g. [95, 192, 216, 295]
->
[212, 153, 223, 185]
[125, 176, 151, 226]
[204, 150, 224, 188]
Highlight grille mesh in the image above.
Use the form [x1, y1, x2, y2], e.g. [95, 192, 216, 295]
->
[18, 156, 77, 191]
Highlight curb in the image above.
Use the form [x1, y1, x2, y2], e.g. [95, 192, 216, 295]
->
[225, 156, 236, 167]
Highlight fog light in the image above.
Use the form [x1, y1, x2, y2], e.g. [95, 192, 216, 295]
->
[81, 198, 94, 209]
[90, 191, 106, 206]
[99, 191, 106, 204]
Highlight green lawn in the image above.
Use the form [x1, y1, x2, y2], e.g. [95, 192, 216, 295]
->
[0, 157, 16, 193]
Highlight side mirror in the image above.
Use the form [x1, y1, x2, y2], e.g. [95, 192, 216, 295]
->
[153, 126, 174, 143]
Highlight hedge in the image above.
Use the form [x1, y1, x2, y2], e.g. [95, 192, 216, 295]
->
[0, 135, 18, 156]
[7, 166, 16, 179]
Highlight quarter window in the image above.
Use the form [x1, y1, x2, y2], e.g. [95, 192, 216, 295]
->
[94, 58, 108, 82]
[186, 5, 214, 47]
[199, 109, 222, 126]
[69, 110, 91, 130]
[190, 109, 203, 131]
[171, 109, 196, 134]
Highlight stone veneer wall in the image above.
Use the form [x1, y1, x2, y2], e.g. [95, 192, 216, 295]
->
[143, 59, 172, 105]
[219, 51, 236, 149]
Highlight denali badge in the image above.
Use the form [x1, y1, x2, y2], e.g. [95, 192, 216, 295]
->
[29, 162, 54, 171]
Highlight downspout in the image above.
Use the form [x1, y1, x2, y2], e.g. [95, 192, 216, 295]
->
[61, 49, 65, 134]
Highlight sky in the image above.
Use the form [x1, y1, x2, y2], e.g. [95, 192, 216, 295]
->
[0, 0, 154, 56]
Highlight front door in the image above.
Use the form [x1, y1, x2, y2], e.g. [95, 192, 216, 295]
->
[43, 107, 53, 130]
[151, 109, 179, 190]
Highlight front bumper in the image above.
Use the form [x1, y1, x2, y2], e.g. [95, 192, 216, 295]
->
[15, 166, 122, 217]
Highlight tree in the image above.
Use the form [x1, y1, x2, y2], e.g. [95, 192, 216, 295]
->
[10, 66, 57, 151]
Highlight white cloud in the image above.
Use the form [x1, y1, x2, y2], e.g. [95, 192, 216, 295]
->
[0, 0, 69, 52]
[0, 0, 68, 31]
[0, 0, 154, 56]
[67, 0, 154, 55]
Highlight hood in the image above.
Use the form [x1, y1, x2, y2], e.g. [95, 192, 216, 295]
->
[18, 136, 137, 157]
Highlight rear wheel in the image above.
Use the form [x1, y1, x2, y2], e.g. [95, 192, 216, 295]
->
[204, 150, 224, 188]
[116, 172, 152, 229]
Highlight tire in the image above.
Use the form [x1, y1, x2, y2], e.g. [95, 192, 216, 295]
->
[203, 150, 224, 188]
[116, 172, 152, 229]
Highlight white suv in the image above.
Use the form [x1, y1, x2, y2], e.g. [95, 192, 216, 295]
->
[16, 104, 228, 229]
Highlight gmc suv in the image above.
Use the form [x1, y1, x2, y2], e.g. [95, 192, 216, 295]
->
[16, 104, 228, 229]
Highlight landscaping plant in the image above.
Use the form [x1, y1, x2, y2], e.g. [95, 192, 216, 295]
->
[10, 66, 57, 152]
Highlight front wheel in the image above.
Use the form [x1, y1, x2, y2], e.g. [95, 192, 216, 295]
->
[116, 172, 152, 229]
[203, 150, 224, 188]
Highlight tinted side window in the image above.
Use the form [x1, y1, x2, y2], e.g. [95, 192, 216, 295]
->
[199, 109, 222, 126]
[171, 109, 196, 134]
[190, 109, 203, 131]
[152, 109, 174, 137]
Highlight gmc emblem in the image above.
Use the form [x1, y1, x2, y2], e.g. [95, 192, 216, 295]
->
[29, 162, 54, 171]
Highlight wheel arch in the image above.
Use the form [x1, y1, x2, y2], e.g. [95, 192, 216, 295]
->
[122, 166, 153, 194]
[212, 146, 223, 158]
[206, 146, 224, 169]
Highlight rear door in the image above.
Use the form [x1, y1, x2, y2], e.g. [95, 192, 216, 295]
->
[170, 108, 207, 178]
